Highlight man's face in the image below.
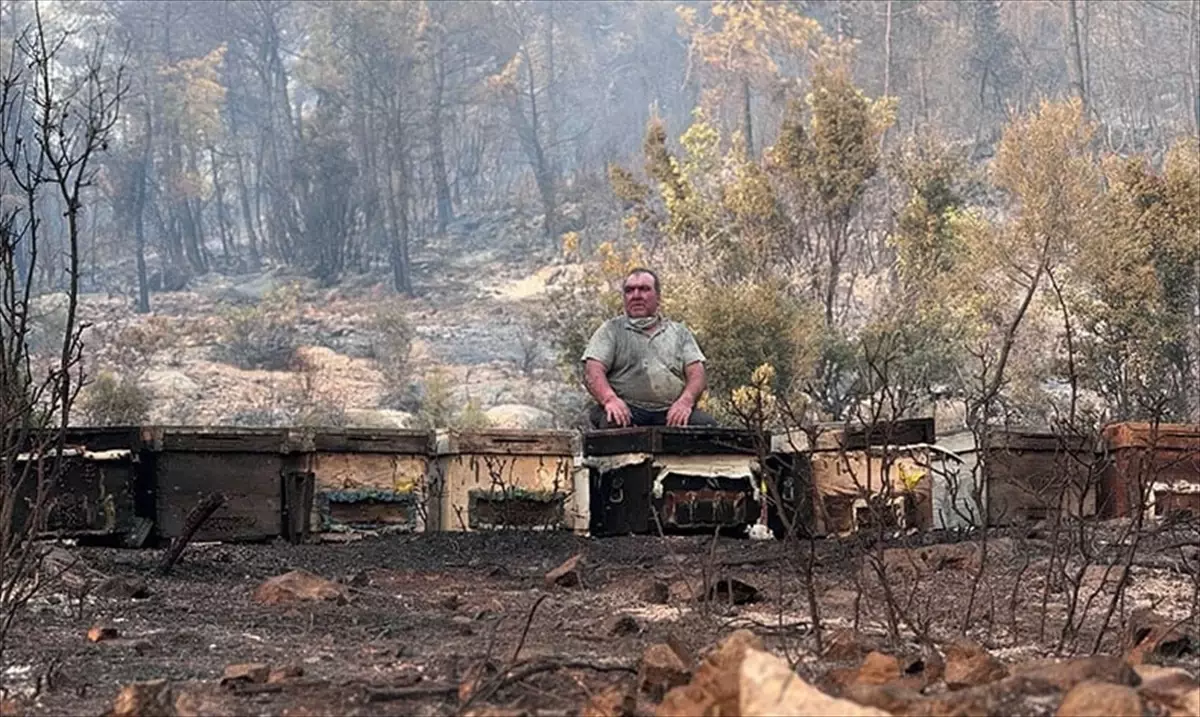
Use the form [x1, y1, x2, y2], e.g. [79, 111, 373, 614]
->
[622, 272, 659, 318]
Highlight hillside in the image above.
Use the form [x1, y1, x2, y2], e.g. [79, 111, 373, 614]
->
[67, 209, 595, 431]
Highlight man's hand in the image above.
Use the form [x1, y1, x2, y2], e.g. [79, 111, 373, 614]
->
[666, 396, 694, 427]
[603, 396, 633, 427]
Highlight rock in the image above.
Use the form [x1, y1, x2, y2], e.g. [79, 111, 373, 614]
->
[1134, 665, 1200, 716]
[484, 404, 554, 429]
[88, 625, 119, 643]
[110, 679, 174, 716]
[943, 639, 1008, 690]
[1015, 656, 1141, 691]
[220, 663, 269, 686]
[639, 643, 691, 701]
[252, 569, 349, 606]
[920, 675, 1064, 716]
[879, 539, 1015, 581]
[171, 684, 241, 717]
[94, 576, 150, 600]
[668, 580, 697, 602]
[342, 408, 416, 429]
[657, 630, 763, 715]
[705, 577, 761, 606]
[739, 649, 890, 717]
[1126, 609, 1197, 665]
[821, 629, 876, 663]
[545, 554, 583, 589]
[641, 580, 670, 605]
[606, 614, 642, 637]
[1056, 681, 1145, 717]
[581, 684, 635, 717]
[267, 664, 305, 684]
[856, 651, 902, 687]
[841, 682, 925, 714]
[142, 370, 202, 400]
[345, 570, 372, 588]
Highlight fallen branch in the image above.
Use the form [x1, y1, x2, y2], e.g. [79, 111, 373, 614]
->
[158, 493, 226, 576]
[512, 594, 549, 663]
[364, 684, 460, 703]
[474, 657, 637, 706]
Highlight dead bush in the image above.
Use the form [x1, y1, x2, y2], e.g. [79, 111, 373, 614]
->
[368, 301, 415, 406]
[414, 368, 491, 430]
[218, 284, 302, 370]
[78, 372, 151, 426]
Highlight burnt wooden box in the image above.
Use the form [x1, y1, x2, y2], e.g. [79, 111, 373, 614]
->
[431, 429, 579, 532]
[11, 426, 146, 541]
[145, 426, 310, 543]
[984, 430, 1100, 526]
[1099, 422, 1200, 520]
[584, 426, 769, 537]
[299, 428, 433, 532]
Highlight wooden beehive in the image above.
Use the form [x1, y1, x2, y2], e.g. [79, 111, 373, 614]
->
[431, 429, 581, 532]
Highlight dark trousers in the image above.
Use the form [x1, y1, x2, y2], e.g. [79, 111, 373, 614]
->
[583, 403, 719, 430]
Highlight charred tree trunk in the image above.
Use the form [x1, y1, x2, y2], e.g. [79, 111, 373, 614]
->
[133, 114, 152, 314]
[1065, 0, 1089, 116]
[429, 49, 453, 235]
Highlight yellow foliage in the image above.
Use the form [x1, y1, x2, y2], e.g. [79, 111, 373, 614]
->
[159, 45, 227, 147]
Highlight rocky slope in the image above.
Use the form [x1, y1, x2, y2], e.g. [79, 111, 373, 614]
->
[65, 209, 596, 430]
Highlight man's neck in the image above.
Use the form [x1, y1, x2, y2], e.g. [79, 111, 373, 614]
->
[626, 314, 661, 331]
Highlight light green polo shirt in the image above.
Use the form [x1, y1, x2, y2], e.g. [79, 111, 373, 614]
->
[581, 316, 706, 410]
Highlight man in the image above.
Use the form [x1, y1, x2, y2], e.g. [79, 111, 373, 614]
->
[580, 268, 719, 429]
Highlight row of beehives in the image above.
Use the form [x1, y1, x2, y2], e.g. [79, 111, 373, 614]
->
[15, 426, 590, 545]
[14, 420, 1199, 545]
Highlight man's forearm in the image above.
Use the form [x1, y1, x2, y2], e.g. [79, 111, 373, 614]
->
[678, 362, 706, 405]
[584, 360, 620, 404]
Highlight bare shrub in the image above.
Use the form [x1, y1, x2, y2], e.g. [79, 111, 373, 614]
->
[218, 284, 302, 370]
[77, 371, 151, 426]
[0, 2, 123, 664]
[368, 301, 415, 407]
[414, 368, 491, 430]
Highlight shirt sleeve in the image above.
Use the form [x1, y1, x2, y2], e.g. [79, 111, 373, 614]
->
[581, 321, 616, 367]
[679, 326, 706, 365]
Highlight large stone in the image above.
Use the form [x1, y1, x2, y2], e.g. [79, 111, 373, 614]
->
[943, 639, 1008, 690]
[1056, 681, 1145, 717]
[855, 651, 903, 687]
[545, 554, 583, 589]
[639, 644, 691, 701]
[1134, 665, 1200, 717]
[879, 538, 1016, 581]
[657, 630, 763, 715]
[739, 649, 890, 717]
[820, 628, 877, 663]
[220, 663, 269, 686]
[252, 570, 349, 606]
[342, 408, 416, 429]
[110, 680, 174, 717]
[581, 685, 635, 717]
[1125, 609, 1197, 665]
[1014, 656, 1141, 692]
[484, 404, 554, 429]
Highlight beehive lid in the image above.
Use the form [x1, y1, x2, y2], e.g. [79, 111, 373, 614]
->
[583, 426, 760, 456]
[434, 429, 577, 456]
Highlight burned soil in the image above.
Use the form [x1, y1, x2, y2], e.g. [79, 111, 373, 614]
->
[4, 527, 1198, 716]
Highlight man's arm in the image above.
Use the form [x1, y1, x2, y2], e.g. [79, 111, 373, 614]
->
[584, 359, 632, 427]
[666, 360, 707, 426]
